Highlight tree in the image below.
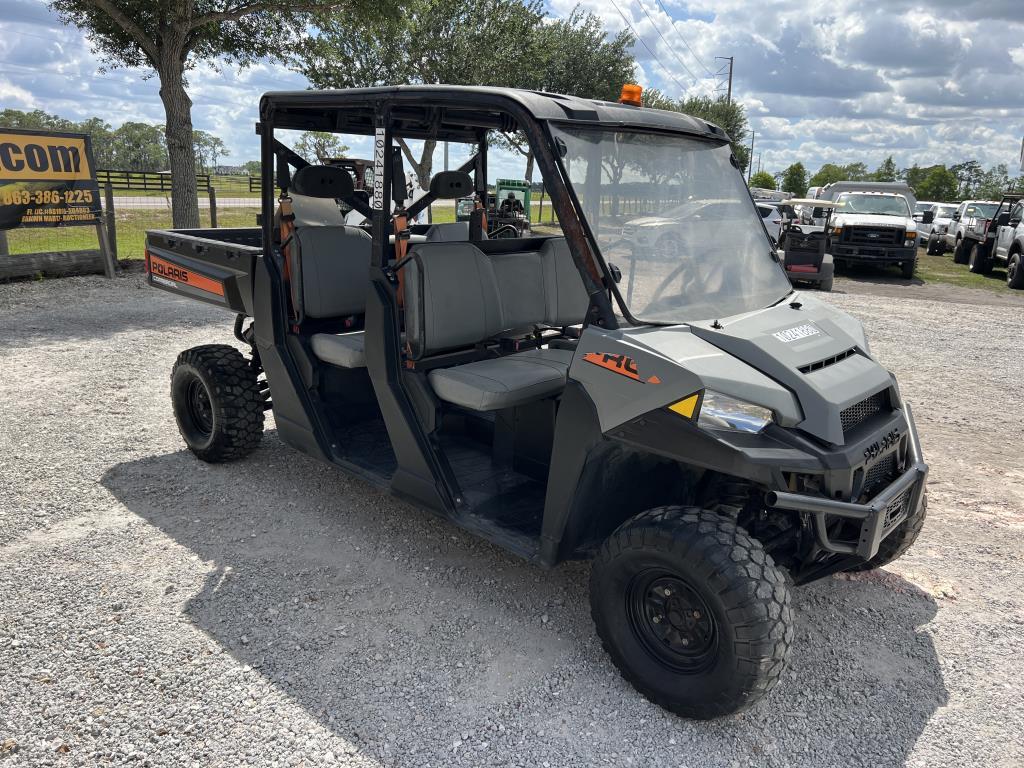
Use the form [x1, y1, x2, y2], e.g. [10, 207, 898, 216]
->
[976, 163, 1010, 199]
[642, 90, 751, 174]
[779, 162, 807, 196]
[494, 7, 635, 182]
[295, 0, 545, 190]
[915, 166, 958, 201]
[49, 0, 362, 228]
[192, 129, 229, 172]
[950, 160, 983, 198]
[808, 162, 870, 188]
[749, 171, 776, 189]
[294, 131, 350, 164]
[109, 121, 167, 171]
[873, 155, 897, 182]
[242, 160, 262, 176]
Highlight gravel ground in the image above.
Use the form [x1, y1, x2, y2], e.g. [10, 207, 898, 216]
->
[1, 274, 1022, 768]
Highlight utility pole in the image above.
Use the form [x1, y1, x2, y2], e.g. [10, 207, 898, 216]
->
[747, 129, 755, 183]
[715, 56, 734, 104]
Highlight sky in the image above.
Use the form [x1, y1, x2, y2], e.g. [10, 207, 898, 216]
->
[1, 0, 1023, 181]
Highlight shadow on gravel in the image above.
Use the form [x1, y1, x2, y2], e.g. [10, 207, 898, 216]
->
[102, 437, 949, 767]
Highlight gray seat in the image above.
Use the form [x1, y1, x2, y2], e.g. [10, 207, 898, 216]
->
[425, 222, 470, 241]
[428, 348, 573, 411]
[289, 224, 372, 369]
[404, 238, 588, 411]
[310, 331, 366, 368]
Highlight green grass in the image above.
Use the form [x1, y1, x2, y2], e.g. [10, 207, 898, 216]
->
[6, 206, 258, 260]
[913, 248, 1014, 294]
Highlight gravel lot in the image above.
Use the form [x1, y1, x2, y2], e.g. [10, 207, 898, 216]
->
[1, 274, 1022, 768]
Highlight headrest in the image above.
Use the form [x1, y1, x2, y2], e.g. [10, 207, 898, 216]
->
[429, 171, 473, 200]
[292, 165, 354, 199]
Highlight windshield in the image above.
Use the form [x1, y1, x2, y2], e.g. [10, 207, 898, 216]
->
[935, 205, 958, 218]
[550, 125, 791, 323]
[966, 203, 998, 218]
[835, 193, 911, 217]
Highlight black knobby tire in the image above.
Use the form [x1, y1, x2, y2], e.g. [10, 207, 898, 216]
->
[171, 344, 265, 463]
[900, 258, 916, 279]
[952, 238, 968, 264]
[590, 507, 793, 719]
[852, 491, 927, 572]
[1007, 253, 1024, 289]
[967, 243, 991, 274]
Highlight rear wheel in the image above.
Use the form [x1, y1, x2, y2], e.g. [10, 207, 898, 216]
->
[171, 344, 265, 463]
[590, 507, 793, 719]
[952, 238, 969, 264]
[1007, 253, 1024, 289]
[968, 243, 992, 274]
[926, 235, 941, 255]
[852, 491, 927, 571]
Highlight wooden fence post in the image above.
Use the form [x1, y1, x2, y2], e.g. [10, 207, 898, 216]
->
[208, 186, 218, 228]
[104, 182, 117, 259]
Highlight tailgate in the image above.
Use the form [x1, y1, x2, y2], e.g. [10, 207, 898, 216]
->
[145, 228, 261, 315]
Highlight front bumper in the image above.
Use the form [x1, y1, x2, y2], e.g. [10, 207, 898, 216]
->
[832, 244, 917, 264]
[766, 404, 928, 560]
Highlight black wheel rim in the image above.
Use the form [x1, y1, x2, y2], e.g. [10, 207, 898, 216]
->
[627, 570, 718, 673]
[1009, 259, 1018, 284]
[185, 378, 214, 437]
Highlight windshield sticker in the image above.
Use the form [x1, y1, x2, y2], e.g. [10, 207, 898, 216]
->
[583, 352, 661, 384]
[773, 323, 822, 343]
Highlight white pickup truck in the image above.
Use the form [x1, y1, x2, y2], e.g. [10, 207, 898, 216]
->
[944, 199, 999, 263]
[816, 182, 920, 277]
[958, 194, 1024, 287]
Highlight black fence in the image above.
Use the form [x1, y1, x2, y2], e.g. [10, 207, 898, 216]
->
[248, 175, 282, 193]
[96, 169, 211, 192]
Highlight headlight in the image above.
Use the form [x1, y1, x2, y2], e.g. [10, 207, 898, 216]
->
[697, 390, 774, 434]
[905, 230, 917, 247]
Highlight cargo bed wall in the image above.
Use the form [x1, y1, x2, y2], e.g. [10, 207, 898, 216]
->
[145, 228, 262, 315]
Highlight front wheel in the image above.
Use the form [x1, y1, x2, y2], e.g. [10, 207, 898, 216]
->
[590, 507, 793, 719]
[171, 344, 265, 463]
[926, 235, 941, 255]
[900, 258, 916, 279]
[1007, 253, 1024, 289]
[952, 238, 969, 264]
[968, 243, 992, 274]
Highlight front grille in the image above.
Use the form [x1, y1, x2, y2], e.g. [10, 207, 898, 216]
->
[882, 489, 911, 531]
[842, 227, 903, 246]
[841, 390, 888, 433]
[799, 348, 857, 374]
[864, 453, 897, 495]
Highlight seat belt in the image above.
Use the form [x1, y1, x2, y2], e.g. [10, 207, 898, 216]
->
[278, 194, 299, 325]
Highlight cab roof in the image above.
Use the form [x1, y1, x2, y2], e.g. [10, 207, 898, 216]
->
[259, 85, 730, 144]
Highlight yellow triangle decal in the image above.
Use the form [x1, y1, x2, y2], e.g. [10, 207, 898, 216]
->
[669, 393, 699, 419]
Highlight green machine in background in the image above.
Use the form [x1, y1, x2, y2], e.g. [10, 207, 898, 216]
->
[490, 178, 532, 237]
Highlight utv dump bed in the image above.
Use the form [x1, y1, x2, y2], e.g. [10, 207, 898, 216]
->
[145, 227, 261, 315]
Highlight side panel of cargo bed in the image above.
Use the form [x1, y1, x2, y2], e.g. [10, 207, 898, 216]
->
[145, 228, 262, 315]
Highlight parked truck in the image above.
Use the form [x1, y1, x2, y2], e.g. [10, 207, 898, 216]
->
[958, 194, 1024, 286]
[944, 199, 999, 263]
[815, 182, 920, 277]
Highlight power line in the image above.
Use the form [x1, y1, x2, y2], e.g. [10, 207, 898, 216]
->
[607, 0, 696, 97]
[632, 0, 713, 95]
[653, 0, 715, 78]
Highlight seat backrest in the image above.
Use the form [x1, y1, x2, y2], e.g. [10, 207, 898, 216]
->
[425, 222, 470, 242]
[405, 237, 589, 358]
[405, 242, 503, 358]
[295, 226, 372, 319]
[290, 193, 348, 227]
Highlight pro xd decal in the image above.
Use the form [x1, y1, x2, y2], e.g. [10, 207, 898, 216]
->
[583, 352, 661, 384]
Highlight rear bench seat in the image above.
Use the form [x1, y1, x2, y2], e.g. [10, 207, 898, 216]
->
[405, 238, 588, 411]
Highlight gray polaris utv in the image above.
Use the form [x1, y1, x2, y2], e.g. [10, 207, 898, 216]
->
[144, 86, 928, 719]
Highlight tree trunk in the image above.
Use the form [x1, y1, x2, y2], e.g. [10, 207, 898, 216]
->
[157, 60, 200, 229]
[397, 138, 436, 193]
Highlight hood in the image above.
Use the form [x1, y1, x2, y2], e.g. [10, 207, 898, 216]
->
[833, 212, 911, 228]
[625, 216, 672, 228]
[685, 294, 893, 445]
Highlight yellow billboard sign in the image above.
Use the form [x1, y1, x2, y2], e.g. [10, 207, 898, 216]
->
[0, 131, 92, 181]
[0, 129, 101, 229]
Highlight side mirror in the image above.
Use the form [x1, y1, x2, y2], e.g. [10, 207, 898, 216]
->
[913, 213, 923, 222]
[812, 207, 825, 218]
[608, 262, 622, 284]
[952, 213, 960, 221]
[922, 211, 934, 224]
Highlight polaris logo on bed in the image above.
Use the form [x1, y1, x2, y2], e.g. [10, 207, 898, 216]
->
[773, 323, 822, 343]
